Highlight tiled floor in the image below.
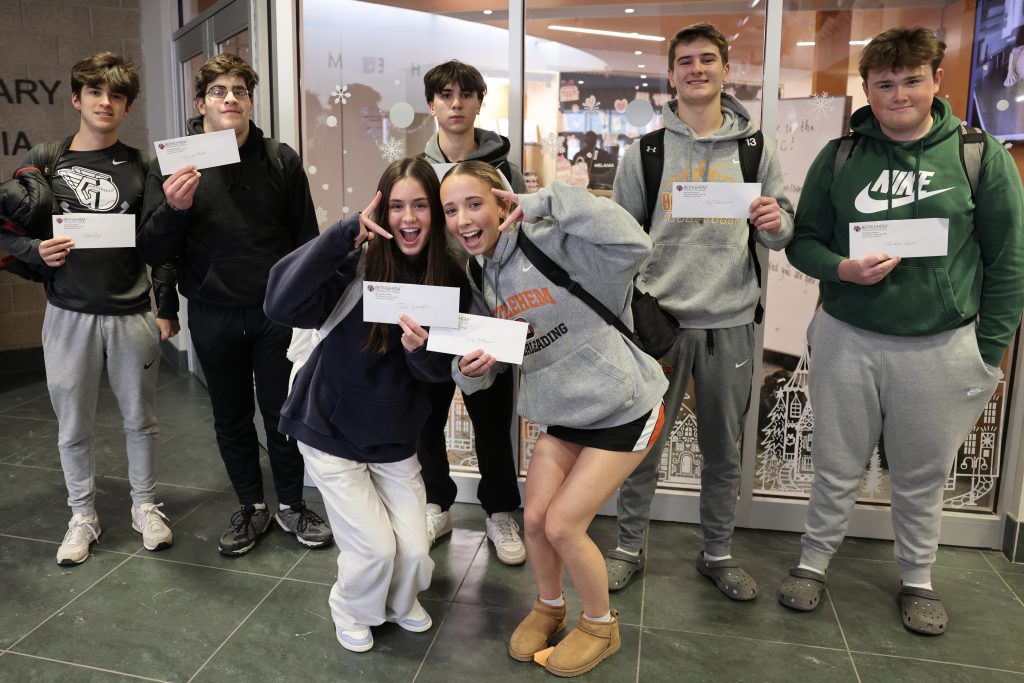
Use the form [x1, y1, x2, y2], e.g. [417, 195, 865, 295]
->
[2, 362, 1024, 682]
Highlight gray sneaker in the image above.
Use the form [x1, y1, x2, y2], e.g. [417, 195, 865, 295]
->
[275, 503, 333, 548]
[218, 505, 272, 556]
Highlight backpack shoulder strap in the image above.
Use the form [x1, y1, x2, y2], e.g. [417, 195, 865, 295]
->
[958, 124, 986, 200]
[263, 138, 287, 186]
[517, 231, 634, 339]
[639, 128, 666, 233]
[738, 130, 766, 324]
[468, 256, 484, 292]
[833, 132, 858, 178]
[36, 136, 74, 183]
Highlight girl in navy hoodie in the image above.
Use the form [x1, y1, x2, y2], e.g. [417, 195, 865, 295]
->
[265, 157, 466, 653]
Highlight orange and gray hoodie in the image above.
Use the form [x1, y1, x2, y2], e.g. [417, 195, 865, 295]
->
[454, 182, 669, 430]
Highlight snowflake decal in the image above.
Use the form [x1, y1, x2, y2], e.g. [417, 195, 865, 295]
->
[541, 132, 566, 159]
[581, 95, 601, 114]
[378, 136, 405, 162]
[997, 136, 1013, 150]
[330, 84, 351, 105]
[315, 206, 328, 224]
[809, 92, 837, 119]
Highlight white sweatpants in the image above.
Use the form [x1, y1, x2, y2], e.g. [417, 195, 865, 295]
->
[299, 442, 433, 631]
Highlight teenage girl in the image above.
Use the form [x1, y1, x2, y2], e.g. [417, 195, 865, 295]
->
[440, 160, 669, 677]
[265, 157, 467, 653]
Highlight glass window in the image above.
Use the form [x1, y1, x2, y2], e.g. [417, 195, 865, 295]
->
[219, 29, 250, 64]
[181, 52, 206, 124]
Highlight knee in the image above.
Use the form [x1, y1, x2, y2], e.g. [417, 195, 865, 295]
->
[523, 506, 547, 540]
[543, 515, 579, 550]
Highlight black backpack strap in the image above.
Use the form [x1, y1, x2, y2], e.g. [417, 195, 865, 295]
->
[833, 132, 858, 178]
[468, 256, 483, 292]
[738, 131, 765, 324]
[263, 138, 287, 188]
[36, 136, 73, 183]
[639, 128, 666, 233]
[958, 124, 986, 201]
[517, 231, 634, 340]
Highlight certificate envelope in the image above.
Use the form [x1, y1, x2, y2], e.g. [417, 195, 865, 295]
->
[53, 213, 135, 249]
[671, 182, 761, 219]
[427, 313, 529, 365]
[154, 129, 241, 175]
[848, 218, 949, 260]
[362, 281, 460, 328]
[430, 163, 456, 181]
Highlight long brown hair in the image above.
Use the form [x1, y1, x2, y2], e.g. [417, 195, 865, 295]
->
[364, 157, 461, 353]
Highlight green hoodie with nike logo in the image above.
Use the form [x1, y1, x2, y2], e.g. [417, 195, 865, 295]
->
[786, 97, 1024, 366]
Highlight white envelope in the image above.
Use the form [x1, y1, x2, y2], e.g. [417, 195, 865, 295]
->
[671, 182, 762, 219]
[362, 281, 460, 328]
[154, 129, 241, 175]
[52, 213, 135, 249]
[427, 313, 529, 365]
[848, 218, 949, 260]
[430, 163, 456, 181]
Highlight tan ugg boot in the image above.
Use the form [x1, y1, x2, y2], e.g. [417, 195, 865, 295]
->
[508, 597, 568, 661]
[544, 610, 620, 677]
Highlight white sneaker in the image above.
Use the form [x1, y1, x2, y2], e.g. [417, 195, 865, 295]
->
[56, 513, 101, 566]
[337, 624, 373, 653]
[395, 600, 432, 632]
[131, 502, 173, 551]
[426, 504, 452, 546]
[486, 512, 526, 565]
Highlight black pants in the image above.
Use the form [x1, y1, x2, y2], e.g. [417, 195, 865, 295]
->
[188, 299, 304, 506]
[416, 369, 521, 515]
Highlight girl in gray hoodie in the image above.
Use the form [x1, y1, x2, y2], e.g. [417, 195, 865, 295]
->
[440, 161, 668, 677]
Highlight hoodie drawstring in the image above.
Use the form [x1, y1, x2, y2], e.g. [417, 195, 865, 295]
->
[706, 328, 715, 356]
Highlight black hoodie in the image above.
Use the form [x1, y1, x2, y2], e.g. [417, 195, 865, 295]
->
[138, 118, 318, 307]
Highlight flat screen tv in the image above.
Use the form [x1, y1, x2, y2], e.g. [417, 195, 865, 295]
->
[966, 0, 1024, 141]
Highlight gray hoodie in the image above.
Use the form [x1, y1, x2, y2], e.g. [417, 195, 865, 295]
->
[454, 183, 669, 430]
[612, 94, 794, 329]
[423, 128, 527, 193]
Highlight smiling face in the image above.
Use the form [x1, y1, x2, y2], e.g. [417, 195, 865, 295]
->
[863, 65, 942, 141]
[386, 177, 433, 261]
[72, 83, 130, 136]
[440, 173, 505, 258]
[668, 37, 729, 108]
[196, 74, 252, 138]
[429, 81, 481, 137]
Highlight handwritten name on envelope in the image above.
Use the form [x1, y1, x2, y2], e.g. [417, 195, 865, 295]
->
[154, 129, 241, 175]
[427, 313, 529, 365]
[53, 213, 135, 249]
[848, 218, 949, 260]
[362, 281, 460, 328]
[671, 182, 761, 219]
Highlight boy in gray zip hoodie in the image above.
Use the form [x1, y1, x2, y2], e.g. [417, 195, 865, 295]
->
[607, 23, 794, 599]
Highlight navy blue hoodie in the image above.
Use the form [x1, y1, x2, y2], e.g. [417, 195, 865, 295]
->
[265, 215, 467, 463]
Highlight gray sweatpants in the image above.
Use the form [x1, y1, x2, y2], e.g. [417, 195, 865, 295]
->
[42, 304, 161, 515]
[800, 310, 999, 585]
[617, 324, 754, 557]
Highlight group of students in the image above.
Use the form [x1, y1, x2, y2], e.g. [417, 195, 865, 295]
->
[1, 19, 1022, 679]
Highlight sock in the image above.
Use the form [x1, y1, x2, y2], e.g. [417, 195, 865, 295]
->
[279, 503, 292, 512]
[704, 552, 732, 562]
[614, 546, 639, 557]
[903, 581, 933, 591]
[583, 611, 613, 623]
[797, 563, 825, 576]
[539, 595, 565, 607]
[252, 502, 267, 510]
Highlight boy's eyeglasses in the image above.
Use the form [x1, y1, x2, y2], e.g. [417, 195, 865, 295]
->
[205, 86, 250, 99]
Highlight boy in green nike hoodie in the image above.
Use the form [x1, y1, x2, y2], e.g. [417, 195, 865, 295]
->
[779, 27, 1024, 635]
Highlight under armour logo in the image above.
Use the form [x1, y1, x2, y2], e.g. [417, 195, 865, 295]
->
[645, 146, 658, 153]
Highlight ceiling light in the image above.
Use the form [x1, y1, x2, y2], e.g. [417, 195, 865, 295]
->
[849, 39, 870, 45]
[578, 80, 584, 84]
[624, 8, 635, 13]
[642, 82, 649, 87]
[548, 25, 665, 41]
[797, 41, 816, 46]
[482, 9, 492, 14]
[635, 50, 643, 55]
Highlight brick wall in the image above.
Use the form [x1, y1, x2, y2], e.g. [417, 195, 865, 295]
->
[0, 0, 147, 352]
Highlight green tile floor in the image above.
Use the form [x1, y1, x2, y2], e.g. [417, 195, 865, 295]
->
[2, 363, 1023, 682]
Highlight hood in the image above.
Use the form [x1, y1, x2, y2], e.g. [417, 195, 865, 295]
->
[423, 128, 513, 166]
[662, 92, 758, 142]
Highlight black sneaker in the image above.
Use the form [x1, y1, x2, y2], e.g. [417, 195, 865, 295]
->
[218, 504, 272, 555]
[275, 502, 334, 548]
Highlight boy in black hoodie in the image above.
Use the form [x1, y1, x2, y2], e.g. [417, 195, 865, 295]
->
[138, 53, 332, 556]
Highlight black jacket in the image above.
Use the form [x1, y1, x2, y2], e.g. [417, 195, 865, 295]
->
[138, 118, 318, 307]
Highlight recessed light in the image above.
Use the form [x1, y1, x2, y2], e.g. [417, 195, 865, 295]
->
[640, 74, 647, 78]
[578, 80, 584, 84]
[638, 64, 645, 68]
[548, 25, 665, 41]
[796, 41, 816, 46]
[482, 9, 492, 14]
[635, 50, 643, 55]
[848, 39, 870, 45]
[642, 82, 648, 87]
[635, 85, 640, 90]
[624, 8, 635, 13]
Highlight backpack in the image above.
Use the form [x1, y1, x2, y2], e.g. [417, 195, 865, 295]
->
[639, 128, 766, 324]
[285, 250, 366, 391]
[832, 123, 986, 199]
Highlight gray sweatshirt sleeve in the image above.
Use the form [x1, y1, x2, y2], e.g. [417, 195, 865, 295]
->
[519, 182, 651, 283]
[754, 136, 795, 251]
[610, 143, 647, 226]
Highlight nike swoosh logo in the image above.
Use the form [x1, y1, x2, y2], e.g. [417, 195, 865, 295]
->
[966, 387, 984, 397]
[112, 160, 128, 165]
[144, 358, 156, 370]
[853, 184, 954, 213]
[522, 263, 533, 273]
[735, 359, 750, 368]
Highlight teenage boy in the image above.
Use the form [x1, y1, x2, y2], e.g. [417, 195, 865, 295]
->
[608, 23, 794, 598]
[0, 52, 178, 565]
[417, 60, 525, 565]
[779, 27, 1023, 635]
[138, 53, 332, 556]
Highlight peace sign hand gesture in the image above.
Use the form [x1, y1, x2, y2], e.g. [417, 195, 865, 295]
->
[355, 191, 394, 247]
[490, 188, 525, 232]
